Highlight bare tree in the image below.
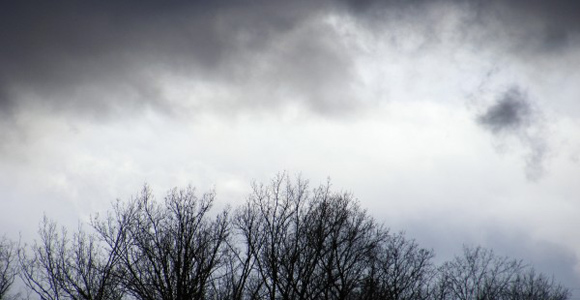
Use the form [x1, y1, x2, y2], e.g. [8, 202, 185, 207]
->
[230, 175, 309, 300]
[18, 216, 123, 300]
[93, 186, 230, 300]
[305, 189, 385, 300]
[434, 246, 524, 300]
[231, 174, 388, 300]
[8, 176, 573, 300]
[504, 268, 570, 300]
[360, 232, 435, 300]
[433, 245, 571, 300]
[0, 236, 17, 300]
[19, 217, 64, 300]
[60, 229, 123, 300]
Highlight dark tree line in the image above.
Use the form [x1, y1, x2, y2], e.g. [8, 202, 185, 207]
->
[1, 175, 571, 300]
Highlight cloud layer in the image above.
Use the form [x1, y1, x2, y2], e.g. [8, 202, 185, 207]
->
[2, 0, 580, 120]
[1, 1, 350, 119]
[1, 0, 580, 293]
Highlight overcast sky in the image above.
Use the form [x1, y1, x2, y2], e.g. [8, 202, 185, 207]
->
[2, 0, 580, 292]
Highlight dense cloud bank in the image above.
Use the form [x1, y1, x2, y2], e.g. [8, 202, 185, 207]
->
[2, 0, 580, 119]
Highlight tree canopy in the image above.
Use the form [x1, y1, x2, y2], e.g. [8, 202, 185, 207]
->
[2, 175, 570, 300]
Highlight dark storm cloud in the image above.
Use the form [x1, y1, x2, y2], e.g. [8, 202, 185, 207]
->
[2, 0, 580, 122]
[479, 0, 580, 55]
[0, 84, 13, 114]
[0, 0, 341, 120]
[500, 0, 580, 33]
[477, 87, 548, 180]
[478, 88, 532, 134]
[340, 0, 580, 54]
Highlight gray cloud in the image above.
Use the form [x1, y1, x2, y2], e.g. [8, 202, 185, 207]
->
[0, 1, 341, 119]
[477, 87, 548, 180]
[339, 0, 580, 60]
[2, 0, 579, 155]
[479, 1, 580, 56]
[500, 0, 580, 33]
[478, 88, 532, 134]
[0, 84, 13, 115]
[2, 0, 580, 121]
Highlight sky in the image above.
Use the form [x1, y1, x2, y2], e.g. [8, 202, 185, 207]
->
[1, 0, 580, 292]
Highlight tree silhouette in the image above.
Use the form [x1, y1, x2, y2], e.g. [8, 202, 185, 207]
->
[434, 246, 523, 300]
[93, 186, 230, 300]
[505, 268, 569, 300]
[19, 216, 123, 300]
[359, 232, 435, 300]
[433, 245, 570, 300]
[0, 236, 17, 300]
[11, 175, 572, 300]
[229, 174, 422, 300]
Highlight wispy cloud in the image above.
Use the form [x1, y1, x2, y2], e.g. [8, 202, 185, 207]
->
[477, 87, 548, 180]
